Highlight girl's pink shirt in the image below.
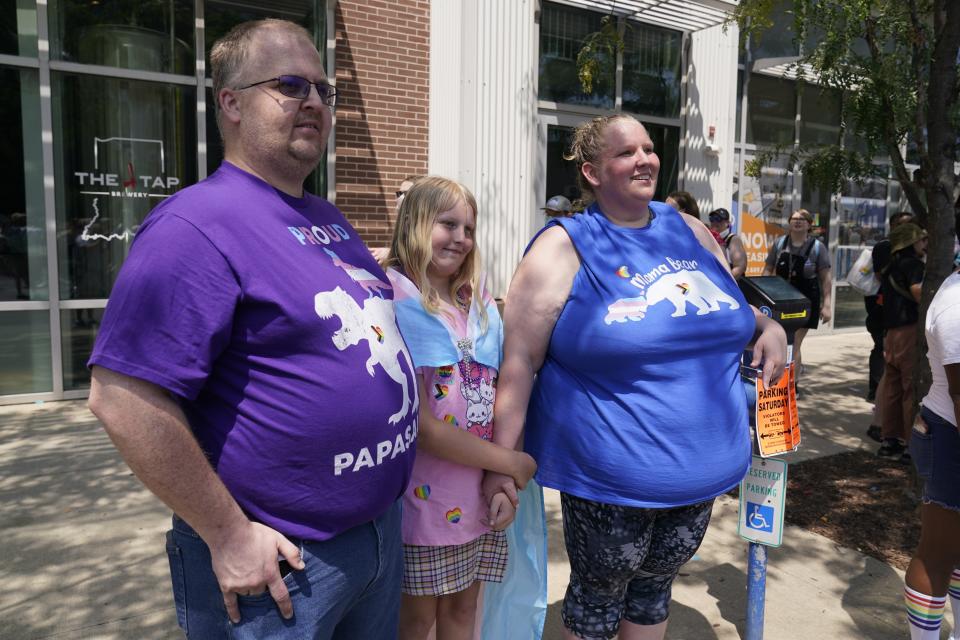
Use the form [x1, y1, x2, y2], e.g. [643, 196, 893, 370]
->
[401, 300, 498, 546]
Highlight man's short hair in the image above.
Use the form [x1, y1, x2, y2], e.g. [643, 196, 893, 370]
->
[209, 19, 315, 135]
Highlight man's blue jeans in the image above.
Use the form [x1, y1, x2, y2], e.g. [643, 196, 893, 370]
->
[165, 501, 402, 639]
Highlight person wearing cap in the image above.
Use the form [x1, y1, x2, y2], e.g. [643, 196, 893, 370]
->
[876, 222, 928, 460]
[542, 194, 573, 218]
[708, 208, 747, 279]
[864, 212, 915, 442]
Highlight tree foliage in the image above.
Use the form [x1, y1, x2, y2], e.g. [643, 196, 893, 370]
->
[735, 0, 960, 399]
[576, 15, 625, 94]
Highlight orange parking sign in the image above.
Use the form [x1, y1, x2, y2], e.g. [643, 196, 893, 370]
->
[755, 362, 800, 456]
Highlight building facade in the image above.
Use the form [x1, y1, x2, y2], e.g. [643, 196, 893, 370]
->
[18, 0, 906, 404]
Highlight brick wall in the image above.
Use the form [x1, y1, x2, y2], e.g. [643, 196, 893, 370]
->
[334, 0, 430, 246]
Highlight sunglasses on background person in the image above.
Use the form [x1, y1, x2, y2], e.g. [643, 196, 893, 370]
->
[237, 75, 337, 106]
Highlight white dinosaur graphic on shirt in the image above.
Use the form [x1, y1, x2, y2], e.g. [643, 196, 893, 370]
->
[314, 287, 417, 424]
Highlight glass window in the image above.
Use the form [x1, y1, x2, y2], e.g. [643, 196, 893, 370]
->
[0, 1, 38, 57]
[539, 2, 614, 109]
[747, 73, 796, 146]
[888, 179, 915, 221]
[52, 73, 197, 300]
[738, 157, 795, 276]
[543, 121, 678, 209]
[205, 87, 224, 178]
[0, 66, 46, 302]
[205, 0, 322, 77]
[749, 0, 799, 61]
[622, 22, 681, 118]
[545, 125, 580, 205]
[644, 122, 680, 201]
[740, 156, 794, 227]
[736, 70, 743, 142]
[50, 0, 194, 75]
[799, 85, 841, 146]
[61, 308, 104, 391]
[204, 2, 326, 195]
[205, 87, 326, 197]
[837, 176, 887, 246]
[833, 284, 866, 328]
[0, 311, 51, 395]
[801, 176, 833, 245]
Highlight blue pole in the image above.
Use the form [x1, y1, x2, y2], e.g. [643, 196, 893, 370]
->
[746, 541, 767, 640]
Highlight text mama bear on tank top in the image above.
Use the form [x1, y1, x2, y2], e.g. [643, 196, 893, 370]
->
[524, 202, 756, 508]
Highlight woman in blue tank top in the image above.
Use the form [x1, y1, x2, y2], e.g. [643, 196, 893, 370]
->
[483, 115, 787, 640]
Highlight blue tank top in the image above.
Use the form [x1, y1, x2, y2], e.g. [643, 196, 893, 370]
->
[525, 202, 755, 507]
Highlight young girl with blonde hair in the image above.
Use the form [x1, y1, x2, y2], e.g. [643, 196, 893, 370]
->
[383, 176, 535, 640]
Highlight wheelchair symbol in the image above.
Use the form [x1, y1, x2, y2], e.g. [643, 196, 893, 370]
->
[749, 507, 768, 529]
[746, 501, 774, 533]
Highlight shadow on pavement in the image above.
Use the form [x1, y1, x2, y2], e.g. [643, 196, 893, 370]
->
[0, 402, 177, 640]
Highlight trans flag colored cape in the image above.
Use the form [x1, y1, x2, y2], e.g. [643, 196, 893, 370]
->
[480, 478, 548, 640]
[387, 268, 502, 370]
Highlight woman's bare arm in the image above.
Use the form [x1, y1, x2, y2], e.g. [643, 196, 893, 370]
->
[482, 225, 580, 504]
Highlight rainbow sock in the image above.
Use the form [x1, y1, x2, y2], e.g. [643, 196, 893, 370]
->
[949, 569, 960, 640]
[906, 584, 946, 640]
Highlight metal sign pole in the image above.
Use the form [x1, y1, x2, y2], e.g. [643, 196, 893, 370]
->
[746, 542, 768, 640]
[743, 334, 796, 640]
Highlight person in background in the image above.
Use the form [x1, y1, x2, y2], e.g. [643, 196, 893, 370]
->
[762, 209, 832, 388]
[708, 207, 747, 279]
[875, 222, 928, 461]
[485, 114, 786, 640]
[396, 176, 420, 210]
[865, 211, 915, 441]
[88, 19, 415, 639]
[372, 176, 424, 263]
[901, 219, 960, 640]
[665, 190, 700, 221]
[542, 194, 574, 219]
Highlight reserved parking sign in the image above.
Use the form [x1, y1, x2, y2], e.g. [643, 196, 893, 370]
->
[738, 456, 787, 547]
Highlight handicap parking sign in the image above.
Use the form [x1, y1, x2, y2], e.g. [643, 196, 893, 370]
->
[746, 502, 774, 533]
[738, 456, 787, 547]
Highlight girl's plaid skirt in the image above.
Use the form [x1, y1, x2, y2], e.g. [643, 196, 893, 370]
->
[401, 530, 508, 596]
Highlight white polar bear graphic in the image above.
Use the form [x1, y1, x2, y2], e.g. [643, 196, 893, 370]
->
[315, 287, 417, 424]
[644, 269, 740, 317]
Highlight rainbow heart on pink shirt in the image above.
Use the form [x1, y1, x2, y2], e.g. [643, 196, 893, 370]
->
[445, 508, 462, 523]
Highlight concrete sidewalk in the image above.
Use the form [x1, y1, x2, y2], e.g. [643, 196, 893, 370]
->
[0, 331, 943, 639]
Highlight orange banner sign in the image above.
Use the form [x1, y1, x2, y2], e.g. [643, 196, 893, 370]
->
[755, 362, 801, 457]
[739, 211, 787, 277]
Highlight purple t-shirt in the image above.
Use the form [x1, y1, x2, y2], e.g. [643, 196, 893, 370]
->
[89, 162, 418, 541]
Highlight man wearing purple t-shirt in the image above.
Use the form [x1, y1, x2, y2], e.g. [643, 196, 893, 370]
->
[88, 19, 417, 639]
